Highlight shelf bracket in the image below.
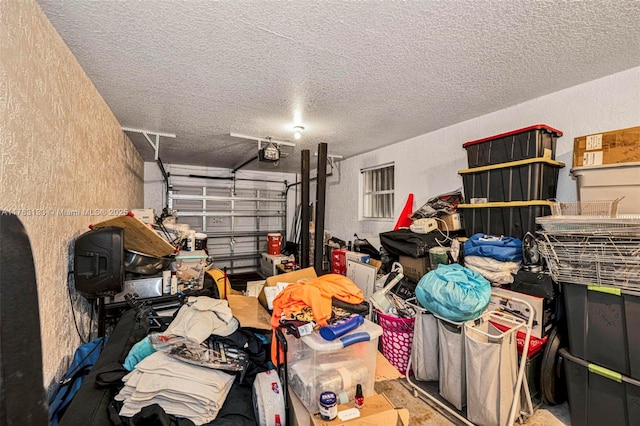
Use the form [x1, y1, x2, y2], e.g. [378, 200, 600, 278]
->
[122, 127, 177, 160]
[315, 152, 343, 175]
[230, 132, 296, 148]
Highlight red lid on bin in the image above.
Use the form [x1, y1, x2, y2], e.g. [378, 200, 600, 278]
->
[462, 124, 563, 148]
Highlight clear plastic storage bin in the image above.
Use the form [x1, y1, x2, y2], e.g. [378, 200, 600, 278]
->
[285, 318, 382, 413]
[175, 250, 208, 290]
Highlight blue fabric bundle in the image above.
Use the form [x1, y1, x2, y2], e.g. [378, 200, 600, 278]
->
[463, 233, 523, 262]
[123, 336, 156, 371]
[415, 263, 491, 322]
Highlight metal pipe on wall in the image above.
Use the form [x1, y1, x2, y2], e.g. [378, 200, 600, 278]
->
[314, 143, 328, 273]
[300, 150, 310, 268]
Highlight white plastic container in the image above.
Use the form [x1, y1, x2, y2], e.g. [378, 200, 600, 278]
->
[285, 318, 382, 413]
[571, 162, 640, 214]
[260, 252, 289, 277]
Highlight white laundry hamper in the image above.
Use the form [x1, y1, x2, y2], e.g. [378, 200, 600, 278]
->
[409, 303, 439, 381]
[438, 318, 466, 410]
[464, 311, 524, 426]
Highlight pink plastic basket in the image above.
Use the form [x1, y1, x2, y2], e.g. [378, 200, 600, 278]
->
[376, 310, 415, 374]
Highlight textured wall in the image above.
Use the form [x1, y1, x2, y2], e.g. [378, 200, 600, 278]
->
[326, 66, 640, 248]
[0, 0, 144, 392]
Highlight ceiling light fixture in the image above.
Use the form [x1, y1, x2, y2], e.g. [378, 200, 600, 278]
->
[293, 125, 305, 140]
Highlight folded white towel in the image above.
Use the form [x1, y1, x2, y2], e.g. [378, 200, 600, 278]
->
[116, 351, 236, 425]
[166, 297, 239, 342]
[135, 352, 231, 389]
[119, 375, 234, 425]
[134, 373, 224, 405]
[128, 391, 213, 413]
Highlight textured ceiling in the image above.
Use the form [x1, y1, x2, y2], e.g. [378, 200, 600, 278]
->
[38, 0, 640, 173]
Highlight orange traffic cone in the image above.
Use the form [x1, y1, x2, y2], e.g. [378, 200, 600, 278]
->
[394, 193, 414, 230]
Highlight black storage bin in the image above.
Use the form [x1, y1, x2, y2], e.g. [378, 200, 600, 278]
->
[463, 124, 562, 168]
[458, 201, 552, 240]
[562, 282, 640, 380]
[459, 157, 564, 202]
[560, 348, 640, 426]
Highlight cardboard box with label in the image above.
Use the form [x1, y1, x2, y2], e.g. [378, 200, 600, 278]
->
[438, 212, 463, 231]
[573, 125, 640, 167]
[487, 287, 556, 339]
[399, 255, 430, 282]
[258, 267, 317, 310]
[310, 393, 409, 426]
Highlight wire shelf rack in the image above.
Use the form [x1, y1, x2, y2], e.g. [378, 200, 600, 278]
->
[537, 232, 640, 290]
[536, 214, 640, 235]
[549, 199, 622, 217]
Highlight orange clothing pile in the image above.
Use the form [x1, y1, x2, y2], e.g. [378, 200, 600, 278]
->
[271, 274, 364, 364]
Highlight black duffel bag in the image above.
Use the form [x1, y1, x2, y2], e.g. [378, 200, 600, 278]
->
[379, 229, 442, 258]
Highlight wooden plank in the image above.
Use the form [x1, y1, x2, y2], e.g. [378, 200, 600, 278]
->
[92, 215, 176, 257]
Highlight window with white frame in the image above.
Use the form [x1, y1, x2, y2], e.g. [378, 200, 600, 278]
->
[361, 163, 394, 219]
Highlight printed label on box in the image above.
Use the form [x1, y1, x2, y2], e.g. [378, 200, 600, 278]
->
[583, 151, 603, 166]
[586, 134, 603, 150]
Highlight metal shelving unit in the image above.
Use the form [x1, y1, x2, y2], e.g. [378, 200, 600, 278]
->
[169, 181, 286, 274]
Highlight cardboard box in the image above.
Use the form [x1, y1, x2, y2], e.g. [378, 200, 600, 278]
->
[245, 280, 265, 298]
[227, 294, 272, 331]
[310, 393, 409, 426]
[258, 267, 317, 310]
[130, 208, 155, 224]
[573, 125, 640, 167]
[438, 212, 463, 231]
[369, 259, 382, 273]
[487, 287, 556, 339]
[399, 255, 430, 282]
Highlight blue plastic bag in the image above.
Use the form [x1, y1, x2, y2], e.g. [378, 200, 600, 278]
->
[415, 263, 491, 322]
[463, 233, 523, 262]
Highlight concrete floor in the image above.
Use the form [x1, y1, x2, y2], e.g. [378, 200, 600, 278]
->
[375, 379, 571, 425]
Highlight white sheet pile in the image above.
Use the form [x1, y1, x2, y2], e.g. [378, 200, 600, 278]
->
[464, 255, 521, 286]
[165, 297, 239, 343]
[116, 352, 235, 425]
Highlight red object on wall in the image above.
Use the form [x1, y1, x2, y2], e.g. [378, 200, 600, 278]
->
[394, 193, 414, 230]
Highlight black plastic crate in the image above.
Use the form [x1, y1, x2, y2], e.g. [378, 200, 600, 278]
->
[562, 282, 640, 380]
[458, 201, 552, 239]
[560, 348, 640, 426]
[463, 124, 562, 168]
[459, 157, 564, 202]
